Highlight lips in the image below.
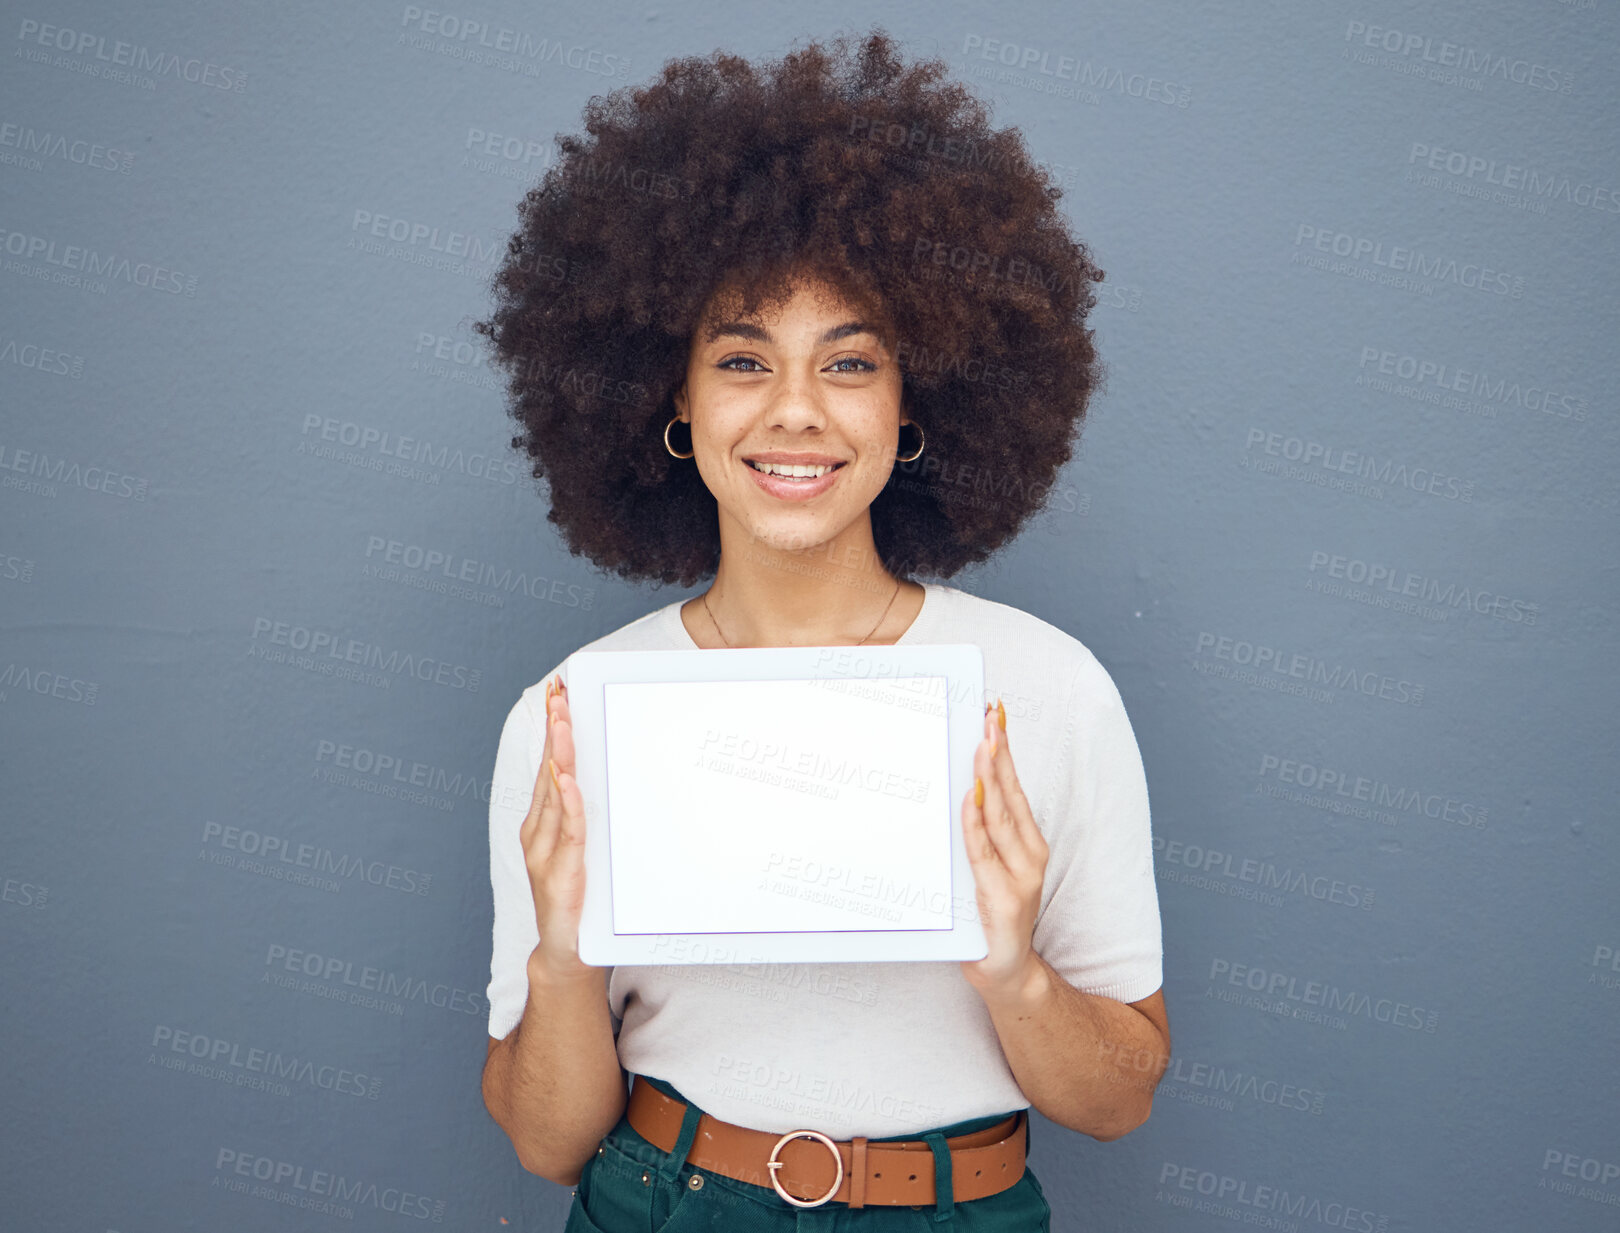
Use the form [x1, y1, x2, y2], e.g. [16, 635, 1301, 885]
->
[744, 457, 846, 500]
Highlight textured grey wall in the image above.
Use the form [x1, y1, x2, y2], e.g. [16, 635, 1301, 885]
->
[2, 1, 1616, 1230]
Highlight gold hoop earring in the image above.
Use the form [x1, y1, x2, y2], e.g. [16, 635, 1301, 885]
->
[664, 415, 694, 459]
[896, 421, 925, 464]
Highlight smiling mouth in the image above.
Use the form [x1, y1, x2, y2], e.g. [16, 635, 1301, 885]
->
[744, 460, 847, 480]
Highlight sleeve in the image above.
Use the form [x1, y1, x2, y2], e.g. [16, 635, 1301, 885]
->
[1029, 656, 1163, 1005]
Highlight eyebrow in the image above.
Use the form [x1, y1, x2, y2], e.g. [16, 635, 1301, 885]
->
[703, 320, 881, 346]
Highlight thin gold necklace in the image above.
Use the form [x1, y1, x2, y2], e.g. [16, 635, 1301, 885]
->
[702, 578, 903, 648]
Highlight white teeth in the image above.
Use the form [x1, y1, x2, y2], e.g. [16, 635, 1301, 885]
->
[750, 461, 835, 478]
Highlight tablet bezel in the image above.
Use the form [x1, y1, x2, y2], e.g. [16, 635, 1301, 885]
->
[565, 642, 988, 966]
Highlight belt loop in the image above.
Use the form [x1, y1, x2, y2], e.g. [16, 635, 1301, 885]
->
[922, 1131, 954, 1223]
[660, 1094, 704, 1185]
[849, 1137, 868, 1209]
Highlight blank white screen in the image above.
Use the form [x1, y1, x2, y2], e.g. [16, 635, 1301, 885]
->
[601, 676, 952, 934]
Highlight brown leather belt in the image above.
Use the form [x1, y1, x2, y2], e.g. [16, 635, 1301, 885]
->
[623, 1073, 1027, 1208]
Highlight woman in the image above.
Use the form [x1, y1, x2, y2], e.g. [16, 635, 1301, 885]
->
[476, 29, 1169, 1231]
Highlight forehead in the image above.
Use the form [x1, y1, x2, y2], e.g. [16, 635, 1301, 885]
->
[694, 277, 889, 342]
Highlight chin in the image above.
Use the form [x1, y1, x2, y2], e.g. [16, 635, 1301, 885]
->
[744, 520, 841, 555]
[747, 525, 816, 553]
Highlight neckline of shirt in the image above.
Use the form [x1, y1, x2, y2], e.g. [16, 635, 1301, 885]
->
[663, 581, 942, 650]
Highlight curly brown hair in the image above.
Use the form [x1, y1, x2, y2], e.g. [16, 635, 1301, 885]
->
[473, 28, 1107, 588]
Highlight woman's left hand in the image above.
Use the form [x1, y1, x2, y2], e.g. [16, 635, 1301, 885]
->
[959, 698, 1050, 1001]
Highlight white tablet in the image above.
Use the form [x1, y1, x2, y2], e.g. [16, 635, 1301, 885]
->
[565, 642, 988, 967]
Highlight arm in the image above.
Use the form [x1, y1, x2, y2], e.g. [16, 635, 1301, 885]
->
[979, 960, 1169, 1140]
[482, 959, 627, 1186]
[482, 677, 625, 1186]
[962, 658, 1168, 1140]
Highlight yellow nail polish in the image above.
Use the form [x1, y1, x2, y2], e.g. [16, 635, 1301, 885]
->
[974, 776, 984, 808]
[996, 698, 1006, 732]
[548, 757, 561, 793]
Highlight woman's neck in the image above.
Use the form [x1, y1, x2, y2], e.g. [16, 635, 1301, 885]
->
[681, 538, 924, 648]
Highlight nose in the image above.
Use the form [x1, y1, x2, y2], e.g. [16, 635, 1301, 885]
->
[761, 363, 829, 433]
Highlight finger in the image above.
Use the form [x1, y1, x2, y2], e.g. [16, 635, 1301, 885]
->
[531, 678, 561, 805]
[988, 707, 1031, 816]
[544, 685, 584, 856]
[550, 756, 586, 856]
[977, 717, 1018, 859]
[962, 782, 1009, 899]
[983, 707, 1043, 875]
[521, 676, 565, 860]
[519, 685, 555, 845]
[963, 773, 1001, 870]
[549, 687, 576, 778]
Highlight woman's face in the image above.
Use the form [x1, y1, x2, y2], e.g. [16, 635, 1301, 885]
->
[672, 276, 909, 559]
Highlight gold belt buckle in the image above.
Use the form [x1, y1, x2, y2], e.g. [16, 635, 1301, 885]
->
[765, 1129, 844, 1208]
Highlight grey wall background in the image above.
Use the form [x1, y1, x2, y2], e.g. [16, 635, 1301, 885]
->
[2, 0, 1616, 1230]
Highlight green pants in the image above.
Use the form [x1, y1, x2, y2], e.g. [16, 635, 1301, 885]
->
[564, 1075, 1051, 1232]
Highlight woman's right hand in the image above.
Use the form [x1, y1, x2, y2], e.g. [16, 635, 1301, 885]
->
[521, 675, 595, 983]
